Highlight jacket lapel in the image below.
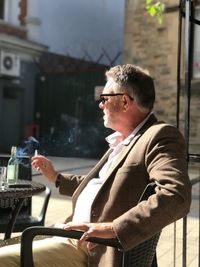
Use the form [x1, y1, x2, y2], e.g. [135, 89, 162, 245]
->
[98, 114, 158, 183]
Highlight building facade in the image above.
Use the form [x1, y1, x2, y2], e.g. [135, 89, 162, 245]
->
[0, 0, 47, 152]
[124, 0, 200, 154]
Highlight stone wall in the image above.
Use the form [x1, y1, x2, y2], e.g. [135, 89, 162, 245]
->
[123, 0, 200, 154]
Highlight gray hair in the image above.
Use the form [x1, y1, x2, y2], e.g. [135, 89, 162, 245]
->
[105, 64, 155, 110]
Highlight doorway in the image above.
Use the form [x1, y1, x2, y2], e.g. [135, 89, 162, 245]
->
[0, 86, 23, 152]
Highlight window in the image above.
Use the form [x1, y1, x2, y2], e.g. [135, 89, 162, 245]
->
[0, 0, 5, 19]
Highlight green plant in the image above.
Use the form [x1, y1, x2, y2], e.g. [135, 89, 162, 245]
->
[146, 0, 165, 24]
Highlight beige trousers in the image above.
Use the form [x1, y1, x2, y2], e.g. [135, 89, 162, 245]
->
[0, 236, 88, 267]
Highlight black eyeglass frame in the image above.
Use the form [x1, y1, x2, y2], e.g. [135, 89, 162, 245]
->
[99, 93, 134, 104]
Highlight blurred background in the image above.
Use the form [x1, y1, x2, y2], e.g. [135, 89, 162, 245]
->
[0, 0, 199, 159]
[0, 1, 199, 266]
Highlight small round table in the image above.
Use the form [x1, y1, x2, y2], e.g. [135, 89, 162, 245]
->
[0, 180, 45, 240]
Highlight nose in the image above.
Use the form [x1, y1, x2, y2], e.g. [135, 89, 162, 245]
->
[99, 101, 104, 109]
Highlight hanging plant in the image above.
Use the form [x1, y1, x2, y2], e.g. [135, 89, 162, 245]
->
[146, 0, 165, 24]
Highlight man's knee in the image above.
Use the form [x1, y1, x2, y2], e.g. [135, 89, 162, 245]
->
[0, 243, 20, 267]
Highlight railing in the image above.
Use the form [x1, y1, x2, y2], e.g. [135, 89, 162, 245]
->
[172, 162, 199, 267]
[176, 1, 200, 267]
[157, 160, 199, 267]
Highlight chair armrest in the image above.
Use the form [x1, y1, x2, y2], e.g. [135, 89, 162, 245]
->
[20, 226, 122, 267]
[37, 187, 51, 224]
[138, 182, 156, 202]
[20, 182, 157, 267]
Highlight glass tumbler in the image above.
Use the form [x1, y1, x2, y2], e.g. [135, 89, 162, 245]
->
[0, 166, 7, 190]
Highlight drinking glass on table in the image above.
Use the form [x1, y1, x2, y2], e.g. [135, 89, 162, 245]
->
[0, 167, 7, 190]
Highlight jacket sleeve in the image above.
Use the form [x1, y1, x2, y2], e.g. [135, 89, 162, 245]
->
[58, 173, 86, 197]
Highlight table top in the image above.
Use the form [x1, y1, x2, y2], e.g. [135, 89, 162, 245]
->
[0, 180, 45, 199]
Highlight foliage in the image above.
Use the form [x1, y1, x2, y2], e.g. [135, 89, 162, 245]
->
[146, 0, 165, 24]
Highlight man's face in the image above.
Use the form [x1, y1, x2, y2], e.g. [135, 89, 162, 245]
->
[99, 79, 124, 131]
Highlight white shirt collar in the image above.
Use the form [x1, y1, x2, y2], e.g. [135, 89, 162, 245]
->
[106, 112, 152, 148]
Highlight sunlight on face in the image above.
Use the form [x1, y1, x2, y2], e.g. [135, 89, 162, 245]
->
[101, 79, 124, 130]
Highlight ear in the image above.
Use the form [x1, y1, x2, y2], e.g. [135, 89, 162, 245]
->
[122, 95, 131, 111]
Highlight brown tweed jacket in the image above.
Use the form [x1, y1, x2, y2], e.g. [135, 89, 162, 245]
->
[58, 114, 191, 267]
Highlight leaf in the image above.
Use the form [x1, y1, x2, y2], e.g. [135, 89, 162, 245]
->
[145, 1, 165, 24]
[148, 7, 157, 16]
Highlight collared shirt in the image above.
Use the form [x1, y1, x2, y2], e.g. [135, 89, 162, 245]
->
[72, 113, 152, 223]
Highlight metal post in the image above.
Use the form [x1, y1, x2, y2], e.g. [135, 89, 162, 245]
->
[184, 1, 191, 155]
[176, 0, 183, 130]
[176, 2, 184, 266]
[183, 0, 193, 266]
[177, 1, 200, 266]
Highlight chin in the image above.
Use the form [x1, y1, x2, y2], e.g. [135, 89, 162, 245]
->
[104, 121, 109, 128]
[103, 116, 113, 129]
[103, 121, 109, 128]
[104, 121, 113, 130]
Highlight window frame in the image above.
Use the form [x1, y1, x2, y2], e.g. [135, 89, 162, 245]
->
[0, 0, 5, 19]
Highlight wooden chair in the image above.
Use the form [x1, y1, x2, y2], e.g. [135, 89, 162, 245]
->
[20, 183, 161, 267]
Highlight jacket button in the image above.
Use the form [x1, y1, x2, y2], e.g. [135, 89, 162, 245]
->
[91, 211, 96, 217]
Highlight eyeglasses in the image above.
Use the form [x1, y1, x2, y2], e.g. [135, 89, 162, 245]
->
[99, 93, 134, 104]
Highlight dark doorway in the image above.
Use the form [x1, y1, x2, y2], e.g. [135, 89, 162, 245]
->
[0, 86, 23, 152]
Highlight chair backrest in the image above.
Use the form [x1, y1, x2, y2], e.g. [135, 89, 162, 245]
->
[122, 182, 160, 267]
[122, 232, 160, 267]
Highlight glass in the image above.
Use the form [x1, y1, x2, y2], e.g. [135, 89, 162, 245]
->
[0, 166, 7, 190]
[100, 93, 134, 104]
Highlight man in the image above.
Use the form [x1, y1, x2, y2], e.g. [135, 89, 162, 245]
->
[0, 64, 191, 267]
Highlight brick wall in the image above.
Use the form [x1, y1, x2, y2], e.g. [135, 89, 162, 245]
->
[18, 0, 27, 26]
[0, 0, 27, 38]
[123, 0, 200, 153]
[0, 24, 26, 38]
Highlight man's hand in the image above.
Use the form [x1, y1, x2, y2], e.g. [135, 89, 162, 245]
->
[31, 155, 57, 182]
[64, 222, 116, 250]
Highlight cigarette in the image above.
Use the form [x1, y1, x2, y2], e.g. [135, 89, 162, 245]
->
[34, 150, 38, 156]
